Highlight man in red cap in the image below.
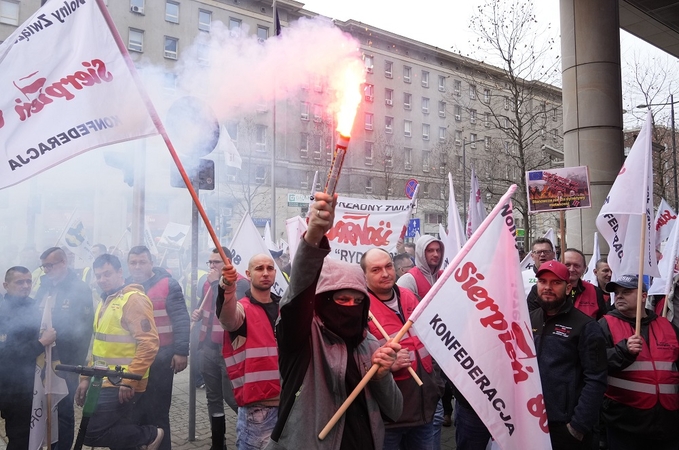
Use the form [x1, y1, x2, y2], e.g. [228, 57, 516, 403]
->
[530, 260, 608, 450]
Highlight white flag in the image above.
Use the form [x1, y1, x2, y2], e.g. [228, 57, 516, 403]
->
[411, 185, 551, 450]
[229, 213, 288, 297]
[519, 229, 555, 271]
[285, 216, 307, 264]
[596, 110, 659, 278]
[582, 233, 601, 285]
[649, 212, 679, 321]
[58, 215, 92, 263]
[655, 198, 677, 249]
[30, 298, 68, 450]
[442, 172, 466, 268]
[263, 221, 279, 252]
[158, 222, 190, 250]
[220, 126, 242, 169]
[0, 0, 158, 189]
[144, 217, 159, 257]
[466, 167, 487, 238]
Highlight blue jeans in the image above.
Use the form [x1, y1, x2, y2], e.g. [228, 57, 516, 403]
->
[431, 399, 444, 450]
[236, 405, 278, 450]
[383, 421, 435, 450]
[454, 400, 491, 450]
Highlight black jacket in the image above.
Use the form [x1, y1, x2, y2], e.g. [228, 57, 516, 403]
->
[35, 269, 94, 366]
[528, 279, 608, 320]
[130, 267, 190, 356]
[530, 299, 608, 435]
[598, 309, 679, 439]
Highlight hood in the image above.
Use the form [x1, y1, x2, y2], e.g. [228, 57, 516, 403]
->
[414, 235, 445, 279]
[315, 258, 369, 298]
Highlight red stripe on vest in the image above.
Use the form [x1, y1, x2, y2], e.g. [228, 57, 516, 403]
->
[408, 267, 441, 298]
[145, 277, 174, 347]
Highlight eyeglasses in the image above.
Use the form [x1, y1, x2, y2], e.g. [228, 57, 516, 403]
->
[206, 260, 223, 267]
[41, 260, 63, 270]
[532, 250, 554, 256]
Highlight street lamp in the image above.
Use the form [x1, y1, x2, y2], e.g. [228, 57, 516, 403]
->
[637, 94, 678, 211]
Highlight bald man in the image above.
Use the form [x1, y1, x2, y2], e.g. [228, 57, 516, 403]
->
[218, 254, 281, 450]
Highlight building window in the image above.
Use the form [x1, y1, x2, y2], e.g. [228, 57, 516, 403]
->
[385, 116, 394, 134]
[0, 0, 19, 25]
[438, 101, 446, 118]
[365, 178, 373, 194]
[165, 1, 179, 23]
[162, 72, 177, 93]
[257, 26, 269, 42]
[405, 148, 412, 170]
[438, 75, 446, 92]
[364, 55, 374, 73]
[469, 84, 476, 100]
[403, 66, 412, 83]
[300, 102, 309, 121]
[504, 117, 510, 128]
[365, 112, 374, 131]
[130, 0, 144, 14]
[422, 70, 429, 88]
[313, 104, 323, 122]
[404, 93, 412, 110]
[439, 127, 446, 143]
[552, 129, 558, 142]
[385, 145, 394, 168]
[504, 97, 510, 110]
[485, 136, 491, 150]
[128, 29, 144, 52]
[385, 88, 394, 106]
[454, 105, 462, 121]
[198, 10, 211, 31]
[426, 213, 444, 224]
[255, 166, 266, 183]
[484, 88, 491, 103]
[311, 135, 322, 160]
[256, 125, 267, 151]
[455, 130, 462, 146]
[365, 142, 374, 165]
[422, 151, 431, 172]
[164, 36, 178, 60]
[385, 61, 393, 78]
[404, 120, 412, 137]
[300, 133, 308, 158]
[422, 124, 430, 141]
[422, 97, 429, 114]
[229, 17, 241, 30]
[454, 79, 461, 96]
[485, 113, 491, 127]
[313, 75, 323, 92]
[553, 108, 558, 121]
[365, 83, 374, 102]
[470, 109, 477, 124]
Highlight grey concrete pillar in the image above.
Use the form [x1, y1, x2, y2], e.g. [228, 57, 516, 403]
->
[560, 0, 624, 256]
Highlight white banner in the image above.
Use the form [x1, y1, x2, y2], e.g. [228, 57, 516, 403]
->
[411, 186, 551, 450]
[443, 172, 466, 268]
[655, 198, 677, 249]
[325, 196, 415, 264]
[466, 167, 487, 238]
[583, 233, 601, 285]
[0, 0, 158, 189]
[229, 212, 288, 297]
[596, 110, 659, 278]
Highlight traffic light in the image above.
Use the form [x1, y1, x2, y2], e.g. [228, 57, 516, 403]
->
[170, 159, 214, 190]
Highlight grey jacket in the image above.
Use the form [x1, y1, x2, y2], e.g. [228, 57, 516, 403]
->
[267, 237, 402, 450]
[396, 235, 444, 298]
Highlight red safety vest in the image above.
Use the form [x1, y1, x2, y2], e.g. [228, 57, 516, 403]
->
[199, 274, 248, 344]
[408, 267, 441, 299]
[145, 277, 174, 347]
[368, 288, 433, 381]
[222, 298, 280, 407]
[604, 315, 679, 410]
[573, 281, 600, 319]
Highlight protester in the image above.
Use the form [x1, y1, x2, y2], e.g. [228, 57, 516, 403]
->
[599, 274, 679, 449]
[362, 248, 441, 450]
[396, 236, 444, 300]
[34, 246, 94, 450]
[593, 258, 613, 305]
[218, 253, 281, 450]
[530, 260, 608, 450]
[392, 253, 415, 281]
[191, 246, 248, 450]
[523, 237, 555, 297]
[0, 267, 56, 450]
[267, 192, 402, 450]
[75, 254, 162, 450]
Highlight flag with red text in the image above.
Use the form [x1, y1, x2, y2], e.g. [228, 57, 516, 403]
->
[596, 110, 659, 278]
[655, 198, 677, 249]
[0, 0, 158, 189]
[411, 185, 551, 450]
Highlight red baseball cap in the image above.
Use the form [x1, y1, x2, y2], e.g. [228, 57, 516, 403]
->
[536, 260, 569, 282]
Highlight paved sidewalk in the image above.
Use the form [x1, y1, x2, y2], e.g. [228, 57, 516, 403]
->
[1, 366, 457, 449]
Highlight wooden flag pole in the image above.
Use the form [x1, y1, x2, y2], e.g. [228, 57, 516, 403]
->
[635, 213, 647, 336]
[368, 312, 423, 386]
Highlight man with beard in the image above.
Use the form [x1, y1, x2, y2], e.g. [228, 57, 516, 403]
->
[396, 236, 444, 300]
[127, 246, 190, 450]
[0, 266, 56, 450]
[266, 193, 402, 450]
[218, 253, 281, 450]
[530, 260, 608, 450]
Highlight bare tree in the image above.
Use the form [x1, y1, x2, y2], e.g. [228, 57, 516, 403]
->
[367, 131, 407, 200]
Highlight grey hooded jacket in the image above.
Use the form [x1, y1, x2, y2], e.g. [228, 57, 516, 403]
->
[396, 235, 445, 298]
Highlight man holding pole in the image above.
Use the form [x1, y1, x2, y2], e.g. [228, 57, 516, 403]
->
[265, 192, 402, 450]
[362, 248, 440, 449]
[599, 274, 679, 449]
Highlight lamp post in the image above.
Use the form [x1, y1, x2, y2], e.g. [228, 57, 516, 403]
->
[637, 94, 678, 211]
[462, 137, 468, 228]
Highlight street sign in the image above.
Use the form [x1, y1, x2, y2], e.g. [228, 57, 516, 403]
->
[287, 193, 309, 207]
[405, 178, 418, 199]
[406, 218, 421, 238]
[252, 218, 271, 227]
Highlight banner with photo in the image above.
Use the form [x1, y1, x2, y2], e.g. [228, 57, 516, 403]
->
[526, 166, 591, 213]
